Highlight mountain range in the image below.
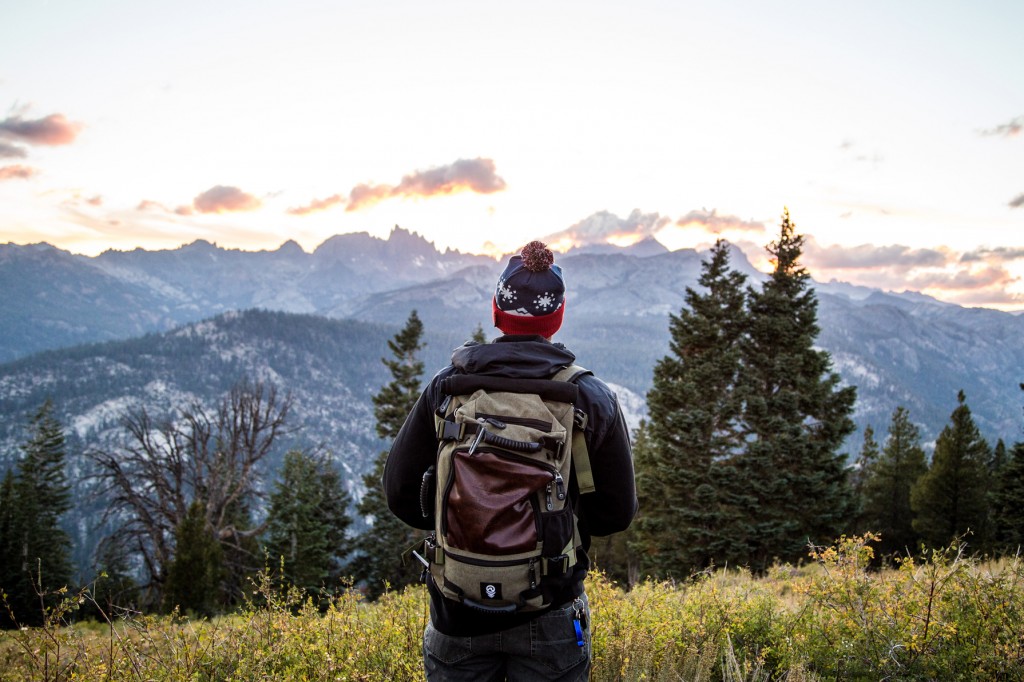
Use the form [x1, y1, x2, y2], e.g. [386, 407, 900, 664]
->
[3, 226, 1023, 459]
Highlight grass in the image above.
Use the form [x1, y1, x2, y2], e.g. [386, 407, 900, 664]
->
[2, 535, 1023, 681]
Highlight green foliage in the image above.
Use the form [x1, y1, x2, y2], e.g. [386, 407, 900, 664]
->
[912, 390, 992, 551]
[353, 310, 426, 599]
[0, 401, 72, 628]
[639, 214, 857, 577]
[164, 501, 223, 617]
[264, 450, 352, 594]
[371, 309, 425, 441]
[5, 536, 1023, 681]
[858, 407, 928, 559]
[739, 209, 857, 570]
[635, 240, 750, 578]
[989, 441, 1024, 551]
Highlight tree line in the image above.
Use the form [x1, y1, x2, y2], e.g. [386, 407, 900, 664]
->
[627, 210, 1024, 581]
[2, 212, 1022, 626]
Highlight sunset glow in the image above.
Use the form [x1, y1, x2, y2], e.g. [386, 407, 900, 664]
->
[1, 0, 1022, 310]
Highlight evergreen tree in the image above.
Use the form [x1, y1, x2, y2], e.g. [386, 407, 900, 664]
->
[0, 401, 73, 627]
[911, 390, 991, 551]
[990, 442, 1024, 553]
[164, 500, 223, 616]
[634, 239, 749, 578]
[990, 385, 1024, 553]
[264, 450, 352, 594]
[353, 310, 425, 599]
[470, 323, 488, 344]
[860, 407, 928, 558]
[0, 470, 17, 626]
[849, 425, 880, 530]
[990, 439, 1008, 476]
[738, 210, 857, 571]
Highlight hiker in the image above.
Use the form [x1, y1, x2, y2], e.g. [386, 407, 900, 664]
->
[383, 240, 638, 681]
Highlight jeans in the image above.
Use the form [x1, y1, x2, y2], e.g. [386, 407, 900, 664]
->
[423, 593, 591, 681]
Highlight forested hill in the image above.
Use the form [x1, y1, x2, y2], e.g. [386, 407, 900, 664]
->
[0, 311, 403, 476]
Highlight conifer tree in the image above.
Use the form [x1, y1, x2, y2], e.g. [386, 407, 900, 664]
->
[164, 500, 223, 616]
[849, 425, 880, 530]
[264, 450, 352, 593]
[911, 390, 991, 550]
[738, 210, 857, 570]
[990, 442, 1024, 553]
[352, 310, 425, 599]
[990, 385, 1024, 553]
[860, 407, 928, 558]
[0, 401, 73, 627]
[634, 240, 749, 577]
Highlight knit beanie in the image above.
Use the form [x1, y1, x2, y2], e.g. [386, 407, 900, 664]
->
[492, 241, 566, 338]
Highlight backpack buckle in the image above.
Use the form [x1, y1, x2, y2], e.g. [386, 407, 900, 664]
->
[573, 408, 588, 430]
[437, 419, 466, 441]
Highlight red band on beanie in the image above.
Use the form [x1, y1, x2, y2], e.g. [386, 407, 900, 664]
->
[492, 297, 565, 338]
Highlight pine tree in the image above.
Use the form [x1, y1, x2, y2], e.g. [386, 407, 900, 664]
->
[635, 239, 749, 577]
[0, 470, 17, 627]
[738, 209, 857, 571]
[264, 450, 352, 594]
[860, 407, 928, 558]
[849, 425, 880, 530]
[470, 323, 487, 344]
[0, 401, 73, 627]
[990, 442, 1024, 553]
[990, 384, 1024, 553]
[911, 390, 992, 551]
[164, 500, 223, 617]
[352, 310, 425, 599]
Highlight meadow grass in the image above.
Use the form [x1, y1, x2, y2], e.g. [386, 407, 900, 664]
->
[2, 535, 1023, 681]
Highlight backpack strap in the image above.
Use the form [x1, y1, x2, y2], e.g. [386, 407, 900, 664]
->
[551, 365, 596, 495]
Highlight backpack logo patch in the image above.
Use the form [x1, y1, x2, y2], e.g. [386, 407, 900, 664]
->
[482, 583, 502, 600]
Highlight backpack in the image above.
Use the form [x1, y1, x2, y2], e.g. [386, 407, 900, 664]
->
[416, 365, 595, 614]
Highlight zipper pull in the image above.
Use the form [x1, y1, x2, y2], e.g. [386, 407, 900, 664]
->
[545, 482, 554, 511]
[554, 472, 566, 501]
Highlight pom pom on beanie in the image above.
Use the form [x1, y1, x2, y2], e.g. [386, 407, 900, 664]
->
[521, 240, 554, 272]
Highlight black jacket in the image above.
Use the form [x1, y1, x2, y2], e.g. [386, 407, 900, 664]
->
[383, 335, 638, 636]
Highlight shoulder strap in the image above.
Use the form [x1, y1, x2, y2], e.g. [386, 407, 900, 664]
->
[552, 365, 596, 495]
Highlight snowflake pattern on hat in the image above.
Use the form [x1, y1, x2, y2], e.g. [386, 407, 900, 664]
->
[497, 280, 517, 305]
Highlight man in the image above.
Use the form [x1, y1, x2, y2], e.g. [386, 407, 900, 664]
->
[383, 241, 638, 681]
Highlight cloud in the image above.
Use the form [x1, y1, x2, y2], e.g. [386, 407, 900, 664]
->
[542, 209, 671, 250]
[344, 157, 506, 212]
[287, 193, 345, 216]
[0, 164, 38, 180]
[1009, 193, 1024, 209]
[803, 238, 948, 270]
[137, 199, 170, 212]
[675, 209, 767, 235]
[980, 115, 1024, 138]
[0, 141, 27, 159]
[192, 185, 262, 214]
[907, 265, 1015, 292]
[960, 247, 1024, 263]
[0, 113, 83, 146]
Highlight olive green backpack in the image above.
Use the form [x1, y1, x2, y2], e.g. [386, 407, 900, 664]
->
[416, 365, 594, 614]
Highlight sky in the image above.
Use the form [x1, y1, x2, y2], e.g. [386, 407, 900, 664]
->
[1, 0, 1023, 310]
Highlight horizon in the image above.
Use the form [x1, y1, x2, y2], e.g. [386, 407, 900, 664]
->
[2, 1, 1022, 310]
[8, 226, 1020, 315]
